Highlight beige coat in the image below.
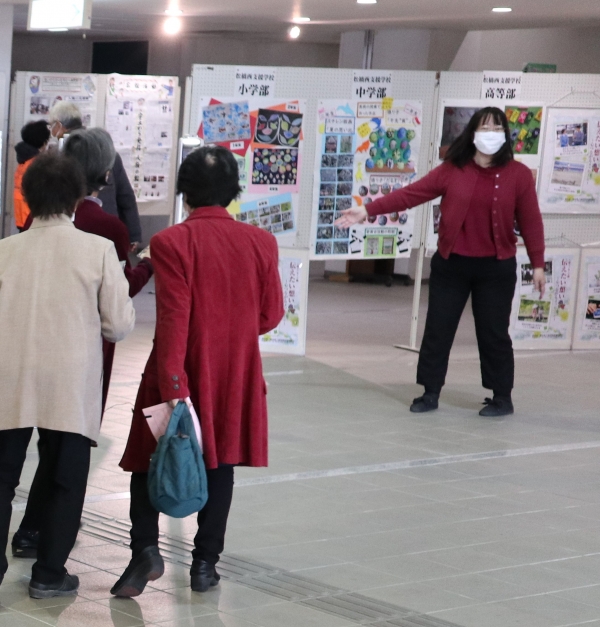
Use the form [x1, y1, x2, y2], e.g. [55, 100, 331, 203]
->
[0, 215, 135, 440]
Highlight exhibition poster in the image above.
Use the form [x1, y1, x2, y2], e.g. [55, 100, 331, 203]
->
[573, 248, 600, 349]
[509, 247, 580, 349]
[312, 99, 423, 259]
[24, 72, 98, 126]
[505, 103, 544, 187]
[105, 74, 177, 202]
[197, 97, 305, 247]
[259, 249, 309, 355]
[539, 108, 600, 213]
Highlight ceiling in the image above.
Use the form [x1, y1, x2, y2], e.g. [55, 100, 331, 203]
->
[10, 0, 600, 43]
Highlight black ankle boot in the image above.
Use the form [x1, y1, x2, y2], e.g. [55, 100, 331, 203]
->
[190, 560, 220, 593]
[12, 528, 39, 559]
[110, 546, 164, 598]
[479, 395, 514, 417]
[410, 392, 439, 413]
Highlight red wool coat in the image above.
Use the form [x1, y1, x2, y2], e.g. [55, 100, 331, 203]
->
[120, 207, 284, 472]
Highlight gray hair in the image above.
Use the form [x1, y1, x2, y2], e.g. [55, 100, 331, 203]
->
[63, 128, 116, 194]
[49, 101, 83, 131]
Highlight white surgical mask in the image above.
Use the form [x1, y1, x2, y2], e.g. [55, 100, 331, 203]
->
[474, 131, 506, 155]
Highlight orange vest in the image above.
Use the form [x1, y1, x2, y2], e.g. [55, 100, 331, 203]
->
[14, 159, 34, 228]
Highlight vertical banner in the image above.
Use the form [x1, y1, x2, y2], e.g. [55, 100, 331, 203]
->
[573, 248, 600, 349]
[539, 107, 600, 213]
[105, 74, 177, 202]
[197, 97, 305, 247]
[311, 99, 423, 259]
[259, 248, 309, 355]
[510, 247, 580, 349]
[24, 72, 98, 126]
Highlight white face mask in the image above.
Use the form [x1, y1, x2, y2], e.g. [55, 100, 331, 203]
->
[474, 131, 506, 155]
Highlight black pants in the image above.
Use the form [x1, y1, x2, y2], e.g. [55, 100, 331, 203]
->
[417, 253, 517, 396]
[129, 465, 234, 567]
[0, 428, 91, 583]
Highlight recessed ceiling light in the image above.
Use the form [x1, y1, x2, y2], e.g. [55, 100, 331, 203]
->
[357, 0, 377, 4]
[293, 17, 311, 23]
[165, 8, 183, 15]
[492, 7, 512, 12]
[164, 16, 182, 34]
[289, 25, 301, 39]
[49, 27, 68, 32]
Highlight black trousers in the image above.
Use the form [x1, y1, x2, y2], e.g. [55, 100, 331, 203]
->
[417, 253, 517, 396]
[0, 428, 91, 583]
[129, 465, 234, 567]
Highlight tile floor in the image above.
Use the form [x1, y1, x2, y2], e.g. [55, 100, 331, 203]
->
[4, 277, 600, 626]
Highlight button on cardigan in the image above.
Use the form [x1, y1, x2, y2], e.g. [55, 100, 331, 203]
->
[366, 159, 545, 268]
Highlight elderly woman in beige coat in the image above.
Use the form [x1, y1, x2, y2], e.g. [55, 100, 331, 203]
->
[0, 153, 135, 600]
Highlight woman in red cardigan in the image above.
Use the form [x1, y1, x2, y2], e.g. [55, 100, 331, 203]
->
[337, 107, 545, 417]
[111, 146, 284, 598]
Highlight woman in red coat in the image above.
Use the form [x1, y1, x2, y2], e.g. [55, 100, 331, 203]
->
[112, 146, 284, 598]
[337, 107, 545, 417]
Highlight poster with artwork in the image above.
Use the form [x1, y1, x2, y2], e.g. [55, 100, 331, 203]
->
[573, 248, 600, 348]
[259, 248, 309, 355]
[505, 103, 544, 187]
[539, 108, 600, 213]
[24, 72, 98, 126]
[509, 247, 580, 349]
[105, 74, 177, 202]
[311, 99, 422, 259]
[197, 97, 305, 247]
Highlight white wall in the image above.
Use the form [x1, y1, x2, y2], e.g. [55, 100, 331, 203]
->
[451, 27, 600, 73]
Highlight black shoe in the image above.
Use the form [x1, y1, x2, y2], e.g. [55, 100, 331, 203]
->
[29, 573, 79, 599]
[110, 546, 164, 598]
[410, 393, 439, 413]
[190, 560, 220, 593]
[12, 528, 39, 559]
[479, 396, 514, 417]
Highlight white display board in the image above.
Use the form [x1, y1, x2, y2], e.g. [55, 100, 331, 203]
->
[259, 247, 309, 356]
[436, 72, 600, 246]
[573, 247, 600, 349]
[185, 65, 438, 254]
[539, 107, 600, 214]
[7, 71, 181, 236]
[509, 246, 580, 350]
[311, 98, 423, 259]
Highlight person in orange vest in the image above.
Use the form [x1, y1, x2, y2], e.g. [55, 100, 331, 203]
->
[13, 120, 51, 232]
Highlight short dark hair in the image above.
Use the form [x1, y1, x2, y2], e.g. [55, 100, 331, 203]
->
[21, 120, 50, 149]
[177, 146, 242, 209]
[22, 152, 86, 219]
[64, 128, 116, 194]
[444, 107, 513, 168]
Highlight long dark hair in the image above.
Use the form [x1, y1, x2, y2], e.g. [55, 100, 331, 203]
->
[444, 107, 513, 168]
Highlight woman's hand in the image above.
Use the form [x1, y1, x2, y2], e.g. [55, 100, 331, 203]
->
[588, 303, 598, 315]
[533, 267, 546, 299]
[334, 206, 368, 228]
